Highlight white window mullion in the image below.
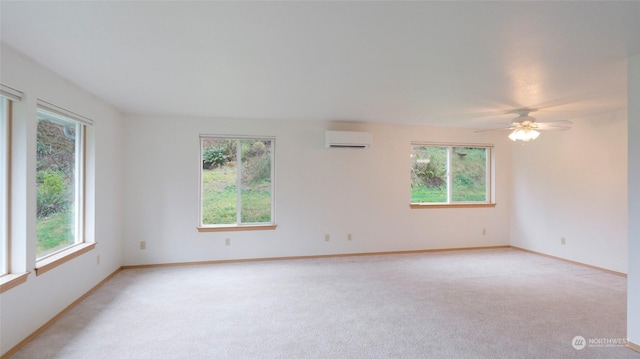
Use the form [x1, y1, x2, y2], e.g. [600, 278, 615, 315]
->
[236, 140, 242, 225]
[270, 142, 275, 224]
[486, 147, 492, 203]
[199, 139, 205, 227]
[0, 97, 9, 275]
[74, 123, 83, 245]
[446, 147, 452, 203]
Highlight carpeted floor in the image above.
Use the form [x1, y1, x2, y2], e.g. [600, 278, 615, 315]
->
[9, 248, 640, 358]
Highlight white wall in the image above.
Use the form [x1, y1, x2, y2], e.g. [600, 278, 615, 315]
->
[122, 116, 511, 265]
[509, 109, 628, 273]
[0, 45, 125, 355]
[628, 53, 640, 347]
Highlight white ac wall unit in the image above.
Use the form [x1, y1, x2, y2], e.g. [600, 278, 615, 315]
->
[324, 130, 373, 148]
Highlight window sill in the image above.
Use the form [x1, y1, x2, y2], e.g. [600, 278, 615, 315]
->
[0, 272, 30, 293]
[198, 224, 277, 232]
[35, 242, 96, 276]
[410, 203, 496, 209]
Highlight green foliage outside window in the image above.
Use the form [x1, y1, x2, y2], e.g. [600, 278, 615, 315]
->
[202, 145, 229, 168]
[36, 170, 68, 218]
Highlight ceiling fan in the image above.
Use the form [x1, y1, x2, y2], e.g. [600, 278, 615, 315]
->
[475, 108, 573, 142]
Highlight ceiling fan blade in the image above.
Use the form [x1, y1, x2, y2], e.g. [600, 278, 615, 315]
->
[535, 124, 572, 131]
[528, 89, 625, 113]
[442, 110, 512, 122]
[474, 127, 513, 133]
[536, 120, 574, 125]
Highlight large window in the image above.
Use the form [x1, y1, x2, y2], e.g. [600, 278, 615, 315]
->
[36, 107, 86, 259]
[411, 144, 493, 206]
[0, 97, 9, 276]
[199, 136, 275, 230]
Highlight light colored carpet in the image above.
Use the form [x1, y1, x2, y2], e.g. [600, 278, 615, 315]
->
[10, 248, 639, 358]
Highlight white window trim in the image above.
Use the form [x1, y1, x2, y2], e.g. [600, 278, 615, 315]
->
[0, 84, 23, 102]
[37, 99, 93, 126]
[1, 97, 10, 276]
[198, 135, 277, 231]
[0, 89, 31, 291]
[410, 142, 495, 208]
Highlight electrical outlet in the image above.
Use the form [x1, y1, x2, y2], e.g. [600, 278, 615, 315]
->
[325, 234, 330, 242]
[561, 237, 566, 245]
[225, 238, 231, 246]
[347, 233, 352, 241]
[97, 255, 100, 265]
[482, 228, 486, 235]
[140, 241, 146, 250]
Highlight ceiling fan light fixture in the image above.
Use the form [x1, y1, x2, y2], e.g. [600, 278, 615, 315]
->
[508, 128, 540, 142]
[474, 107, 572, 140]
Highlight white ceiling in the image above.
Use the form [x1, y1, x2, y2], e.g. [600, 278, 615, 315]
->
[2, 1, 640, 127]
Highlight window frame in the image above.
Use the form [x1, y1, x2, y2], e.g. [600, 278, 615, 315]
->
[1, 85, 31, 293]
[198, 135, 277, 232]
[1, 97, 10, 277]
[34, 101, 94, 275]
[410, 142, 496, 209]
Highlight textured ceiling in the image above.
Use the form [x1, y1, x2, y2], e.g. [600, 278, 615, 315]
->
[2, 1, 640, 127]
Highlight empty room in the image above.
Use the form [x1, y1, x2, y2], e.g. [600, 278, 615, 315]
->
[1, 1, 639, 358]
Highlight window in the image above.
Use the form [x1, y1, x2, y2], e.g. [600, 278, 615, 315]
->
[199, 136, 276, 231]
[35, 107, 86, 259]
[411, 144, 494, 207]
[1, 97, 9, 276]
[1, 85, 31, 291]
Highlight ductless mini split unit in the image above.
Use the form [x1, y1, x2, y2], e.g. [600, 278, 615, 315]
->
[324, 130, 373, 149]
